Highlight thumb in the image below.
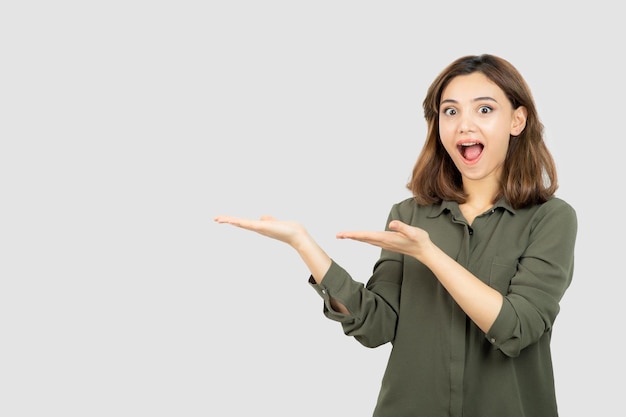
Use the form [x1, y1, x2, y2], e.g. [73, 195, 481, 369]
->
[388, 220, 408, 232]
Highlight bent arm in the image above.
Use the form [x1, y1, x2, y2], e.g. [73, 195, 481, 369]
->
[338, 218, 503, 333]
[214, 214, 349, 314]
[292, 234, 350, 314]
[419, 243, 503, 333]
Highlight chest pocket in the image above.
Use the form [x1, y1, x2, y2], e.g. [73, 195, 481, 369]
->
[488, 256, 518, 295]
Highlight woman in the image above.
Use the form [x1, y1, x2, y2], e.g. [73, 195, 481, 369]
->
[214, 54, 577, 417]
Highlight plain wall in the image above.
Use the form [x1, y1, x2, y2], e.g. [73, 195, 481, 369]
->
[1, 1, 622, 416]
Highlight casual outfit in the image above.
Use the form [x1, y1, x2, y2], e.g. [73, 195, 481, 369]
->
[309, 196, 577, 417]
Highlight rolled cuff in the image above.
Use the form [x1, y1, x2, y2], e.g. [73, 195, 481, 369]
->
[485, 297, 522, 357]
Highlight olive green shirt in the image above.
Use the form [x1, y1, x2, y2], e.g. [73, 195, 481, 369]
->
[309, 196, 577, 417]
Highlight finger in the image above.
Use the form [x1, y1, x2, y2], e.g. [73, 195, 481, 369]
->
[336, 231, 387, 243]
[214, 215, 236, 224]
[336, 230, 364, 239]
[388, 220, 408, 232]
[214, 216, 256, 230]
[338, 235, 392, 252]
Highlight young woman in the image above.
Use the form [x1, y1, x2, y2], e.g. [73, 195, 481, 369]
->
[214, 54, 577, 417]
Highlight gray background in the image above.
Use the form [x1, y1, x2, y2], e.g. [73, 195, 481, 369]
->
[1, 1, 622, 416]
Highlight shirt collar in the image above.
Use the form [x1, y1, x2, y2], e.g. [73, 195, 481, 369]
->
[428, 197, 516, 218]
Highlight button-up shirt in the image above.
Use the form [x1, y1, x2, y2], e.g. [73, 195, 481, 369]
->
[309, 196, 577, 417]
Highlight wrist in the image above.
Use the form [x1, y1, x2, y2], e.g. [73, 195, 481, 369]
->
[291, 230, 314, 253]
[414, 240, 439, 265]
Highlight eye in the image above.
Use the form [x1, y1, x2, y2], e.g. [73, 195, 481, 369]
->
[478, 105, 492, 114]
[442, 107, 457, 116]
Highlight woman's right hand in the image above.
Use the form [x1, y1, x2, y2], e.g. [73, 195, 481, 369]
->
[213, 215, 309, 249]
[215, 214, 344, 311]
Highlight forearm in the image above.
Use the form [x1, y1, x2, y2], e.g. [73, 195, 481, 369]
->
[420, 243, 503, 333]
[293, 236, 350, 315]
[291, 233, 331, 283]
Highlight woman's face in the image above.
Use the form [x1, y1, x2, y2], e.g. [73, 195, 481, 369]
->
[438, 72, 526, 186]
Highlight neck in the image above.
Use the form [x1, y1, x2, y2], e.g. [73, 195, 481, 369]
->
[461, 178, 499, 211]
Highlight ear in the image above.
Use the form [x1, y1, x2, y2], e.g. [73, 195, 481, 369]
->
[510, 106, 528, 137]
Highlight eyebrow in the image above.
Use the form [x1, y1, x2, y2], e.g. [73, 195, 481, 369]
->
[440, 96, 498, 106]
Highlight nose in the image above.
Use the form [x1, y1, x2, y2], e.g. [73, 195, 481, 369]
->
[457, 113, 476, 133]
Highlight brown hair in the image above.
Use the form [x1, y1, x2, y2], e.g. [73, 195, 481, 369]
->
[407, 54, 558, 209]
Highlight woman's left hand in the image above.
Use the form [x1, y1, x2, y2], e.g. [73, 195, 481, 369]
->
[336, 220, 433, 260]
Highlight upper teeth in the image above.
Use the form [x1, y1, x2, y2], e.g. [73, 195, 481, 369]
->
[461, 142, 479, 146]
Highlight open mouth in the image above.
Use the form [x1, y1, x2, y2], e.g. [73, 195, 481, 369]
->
[457, 141, 484, 162]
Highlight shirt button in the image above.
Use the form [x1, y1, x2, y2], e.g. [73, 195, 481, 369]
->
[321, 289, 327, 295]
[490, 338, 496, 343]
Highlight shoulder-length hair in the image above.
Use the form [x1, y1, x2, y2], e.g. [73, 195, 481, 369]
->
[407, 54, 558, 209]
